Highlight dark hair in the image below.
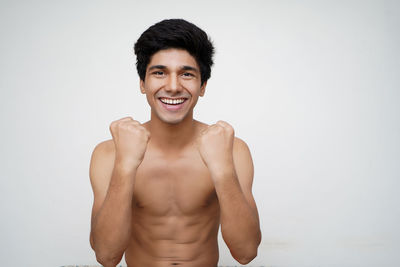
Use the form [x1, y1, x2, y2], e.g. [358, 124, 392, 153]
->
[134, 19, 214, 85]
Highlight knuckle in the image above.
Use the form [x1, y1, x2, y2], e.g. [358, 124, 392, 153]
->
[122, 116, 133, 121]
[120, 122, 129, 128]
[139, 127, 147, 134]
[109, 121, 117, 130]
[127, 124, 136, 131]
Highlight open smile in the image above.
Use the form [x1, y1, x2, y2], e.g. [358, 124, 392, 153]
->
[159, 97, 187, 105]
[158, 97, 188, 111]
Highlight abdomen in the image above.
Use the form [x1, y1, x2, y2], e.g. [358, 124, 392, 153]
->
[125, 205, 220, 267]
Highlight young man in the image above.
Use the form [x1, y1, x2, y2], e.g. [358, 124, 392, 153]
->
[89, 19, 261, 267]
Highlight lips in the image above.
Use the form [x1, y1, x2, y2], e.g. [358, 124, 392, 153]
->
[158, 97, 188, 111]
[159, 97, 187, 105]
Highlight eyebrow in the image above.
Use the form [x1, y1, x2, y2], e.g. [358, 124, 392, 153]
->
[148, 65, 199, 72]
[181, 66, 199, 72]
[148, 65, 166, 71]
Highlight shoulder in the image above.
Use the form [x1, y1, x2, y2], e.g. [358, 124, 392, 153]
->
[89, 139, 115, 186]
[233, 137, 250, 154]
[92, 139, 115, 157]
[232, 136, 254, 187]
[233, 137, 253, 169]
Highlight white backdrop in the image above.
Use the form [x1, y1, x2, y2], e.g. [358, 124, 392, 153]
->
[0, 1, 399, 266]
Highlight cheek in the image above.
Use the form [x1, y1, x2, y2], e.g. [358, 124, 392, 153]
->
[144, 80, 161, 94]
[145, 94, 154, 106]
[143, 84, 158, 103]
[182, 81, 202, 95]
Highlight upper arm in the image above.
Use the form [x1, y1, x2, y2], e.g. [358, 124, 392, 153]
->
[233, 137, 259, 221]
[89, 140, 115, 244]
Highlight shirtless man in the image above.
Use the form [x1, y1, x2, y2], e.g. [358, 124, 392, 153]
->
[89, 19, 261, 267]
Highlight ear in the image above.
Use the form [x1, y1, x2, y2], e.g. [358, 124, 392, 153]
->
[140, 80, 146, 94]
[199, 81, 207, 97]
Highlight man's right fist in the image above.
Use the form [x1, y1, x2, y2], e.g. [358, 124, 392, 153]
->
[109, 117, 150, 170]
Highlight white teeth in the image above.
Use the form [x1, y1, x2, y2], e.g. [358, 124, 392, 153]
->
[160, 98, 186, 105]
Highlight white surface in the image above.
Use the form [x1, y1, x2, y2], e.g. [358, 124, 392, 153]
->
[0, 1, 399, 267]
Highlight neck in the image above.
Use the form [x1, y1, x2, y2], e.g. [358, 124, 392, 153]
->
[145, 111, 198, 151]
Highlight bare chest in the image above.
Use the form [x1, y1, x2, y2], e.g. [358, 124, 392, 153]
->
[133, 148, 217, 216]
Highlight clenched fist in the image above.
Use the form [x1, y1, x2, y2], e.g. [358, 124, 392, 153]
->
[109, 117, 150, 171]
[197, 120, 235, 179]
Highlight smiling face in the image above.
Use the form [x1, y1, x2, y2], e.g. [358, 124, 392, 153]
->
[140, 48, 207, 125]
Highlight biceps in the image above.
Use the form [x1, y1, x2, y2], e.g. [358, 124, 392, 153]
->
[232, 138, 258, 217]
[89, 144, 114, 224]
[243, 187, 259, 221]
[90, 168, 112, 226]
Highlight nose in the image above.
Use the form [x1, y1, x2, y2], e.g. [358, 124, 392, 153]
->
[165, 74, 182, 94]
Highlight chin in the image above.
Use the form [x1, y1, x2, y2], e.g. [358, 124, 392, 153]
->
[161, 117, 185, 125]
[157, 113, 187, 125]
[151, 105, 193, 125]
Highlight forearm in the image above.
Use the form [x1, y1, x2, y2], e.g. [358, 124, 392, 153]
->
[214, 168, 261, 262]
[91, 164, 136, 264]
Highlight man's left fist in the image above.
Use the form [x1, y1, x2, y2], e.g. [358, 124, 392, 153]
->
[197, 121, 235, 178]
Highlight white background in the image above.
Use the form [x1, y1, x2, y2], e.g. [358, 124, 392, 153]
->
[0, 0, 399, 266]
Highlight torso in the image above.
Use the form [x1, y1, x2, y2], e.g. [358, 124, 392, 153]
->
[124, 122, 220, 267]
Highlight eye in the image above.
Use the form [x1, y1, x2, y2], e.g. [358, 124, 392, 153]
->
[152, 71, 165, 76]
[182, 72, 194, 78]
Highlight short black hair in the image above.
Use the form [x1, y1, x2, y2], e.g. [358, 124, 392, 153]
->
[134, 19, 214, 85]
